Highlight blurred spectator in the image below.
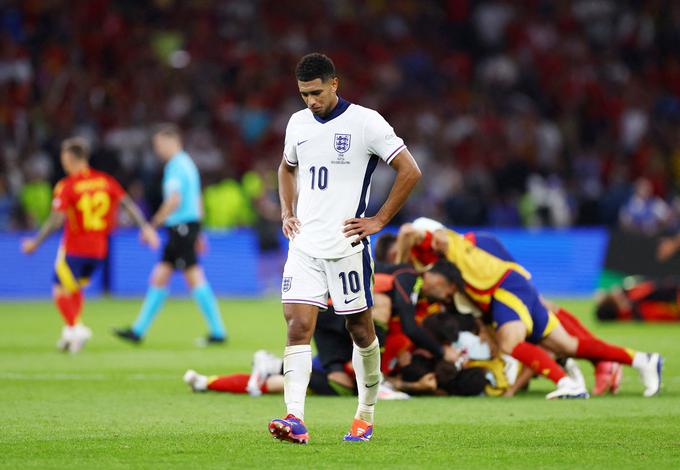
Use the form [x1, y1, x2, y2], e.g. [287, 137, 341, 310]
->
[0, 177, 16, 230]
[619, 178, 672, 235]
[1, 0, 680, 231]
[19, 165, 51, 229]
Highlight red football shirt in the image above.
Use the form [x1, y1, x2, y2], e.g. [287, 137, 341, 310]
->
[52, 168, 125, 259]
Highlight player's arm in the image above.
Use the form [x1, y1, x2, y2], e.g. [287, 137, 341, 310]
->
[120, 194, 160, 249]
[388, 372, 437, 394]
[392, 273, 457, 361]
[278, 157, 300, 239]
[394, 223, 424, 264]
[504, 362, 534, 397]
[151, 192, 181, 228]
[21, 210, 65, 254]
[657, 232, 680, 261]
[343, 149, 421, 241]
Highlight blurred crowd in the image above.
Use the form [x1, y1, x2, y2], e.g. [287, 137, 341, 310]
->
[2, 0, 680, 237]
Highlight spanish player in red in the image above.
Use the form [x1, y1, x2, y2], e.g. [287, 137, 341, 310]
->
[21, 137, 159, 353]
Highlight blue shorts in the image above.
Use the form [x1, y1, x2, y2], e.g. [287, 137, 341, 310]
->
[53, 252, 103, 292]
[490, 270, 558, 344]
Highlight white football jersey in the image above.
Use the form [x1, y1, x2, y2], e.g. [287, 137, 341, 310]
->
[283, 97, 406, 259]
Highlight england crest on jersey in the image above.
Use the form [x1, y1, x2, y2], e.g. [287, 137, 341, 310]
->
[334, 133, 351, 154]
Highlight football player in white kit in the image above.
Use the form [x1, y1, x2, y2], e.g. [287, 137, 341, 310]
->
[268, 53, 421, 444]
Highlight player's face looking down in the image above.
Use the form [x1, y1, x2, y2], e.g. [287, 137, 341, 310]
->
[297, 77, 339, 117]
[421, 271, 456, 303]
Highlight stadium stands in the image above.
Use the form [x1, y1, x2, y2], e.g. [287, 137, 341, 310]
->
[1, 0, 679, 231]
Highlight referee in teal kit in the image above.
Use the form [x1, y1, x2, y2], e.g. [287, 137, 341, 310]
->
[114, 124, 227, 344]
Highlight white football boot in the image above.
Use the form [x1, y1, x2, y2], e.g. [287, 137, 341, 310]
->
[546, 376, 589, 399]
[183, 369, 209, 392]
[246, 350, 283, 397]
[56, 326, 74, 352]
[564, 358, 587, 390]
[68, 324, 92, 354]
[633, 352, 663, 397]
[377, 380, 410, 400]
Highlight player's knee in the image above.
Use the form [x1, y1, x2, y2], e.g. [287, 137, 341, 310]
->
[183, 265, 205, 288]
[497, 337, 519, 355]
[53, 285, 67, 297]
[150, 264, 172, 287]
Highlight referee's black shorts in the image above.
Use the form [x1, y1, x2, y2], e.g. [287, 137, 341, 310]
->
[162, 222, 200, 270]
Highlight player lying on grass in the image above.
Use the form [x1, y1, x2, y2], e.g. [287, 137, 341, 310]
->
[184, 311, 510, 398]
[21, 137, 159, 353]
[396, 219, 663, 398]
[594, 276, 680, 322]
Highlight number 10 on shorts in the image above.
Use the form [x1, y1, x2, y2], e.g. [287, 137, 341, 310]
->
[339, 271, 361, 295]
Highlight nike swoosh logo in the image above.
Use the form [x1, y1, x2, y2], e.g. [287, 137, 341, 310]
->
[344, 297, 359, 304]
[283, 370, 293, 376]
[297, 140, 309, 146]
[365, 381, 379, 388]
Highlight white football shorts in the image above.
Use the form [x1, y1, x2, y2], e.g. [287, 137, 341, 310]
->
[281, 244, 374, 314]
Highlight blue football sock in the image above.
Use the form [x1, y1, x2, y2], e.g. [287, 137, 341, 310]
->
[192, 283, 226, 339]
[132, 286, 169, 337]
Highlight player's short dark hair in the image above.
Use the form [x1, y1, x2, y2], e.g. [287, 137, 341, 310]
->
[428, 259, 462, 285]
[152, 123, 182, 140]
[400, 353, 434, 383]
[422, 313, 460, 344]
[295, 53, 336, 82]
[595, 297, 619, 321]
[61, 137, 90, 160]
[374, 233, 397, 263]
[436, 364, 487, 396]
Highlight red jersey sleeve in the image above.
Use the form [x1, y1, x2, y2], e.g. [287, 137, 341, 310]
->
[52, 179, 71, 212]
[411, 231, 439, 266]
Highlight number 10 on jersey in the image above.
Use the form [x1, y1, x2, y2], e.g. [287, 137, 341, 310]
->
[309, 166, 328, 190]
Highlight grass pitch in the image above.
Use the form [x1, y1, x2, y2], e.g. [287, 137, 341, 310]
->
[0, 297, 678, 469]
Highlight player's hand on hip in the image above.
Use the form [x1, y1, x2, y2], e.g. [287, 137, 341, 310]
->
[343, 216, 384, 243]
[282, 216, 301, 240]
[20, 238, 38, 254]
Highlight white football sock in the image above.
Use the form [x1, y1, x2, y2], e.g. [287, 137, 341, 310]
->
[283, 344, 312, 420]
[353, 338, 381, 423]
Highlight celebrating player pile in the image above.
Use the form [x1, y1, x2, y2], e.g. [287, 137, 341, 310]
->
[268, 53, 421, 444]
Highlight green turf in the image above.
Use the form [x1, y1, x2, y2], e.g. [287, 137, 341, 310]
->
[0, 298, 678, 469]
